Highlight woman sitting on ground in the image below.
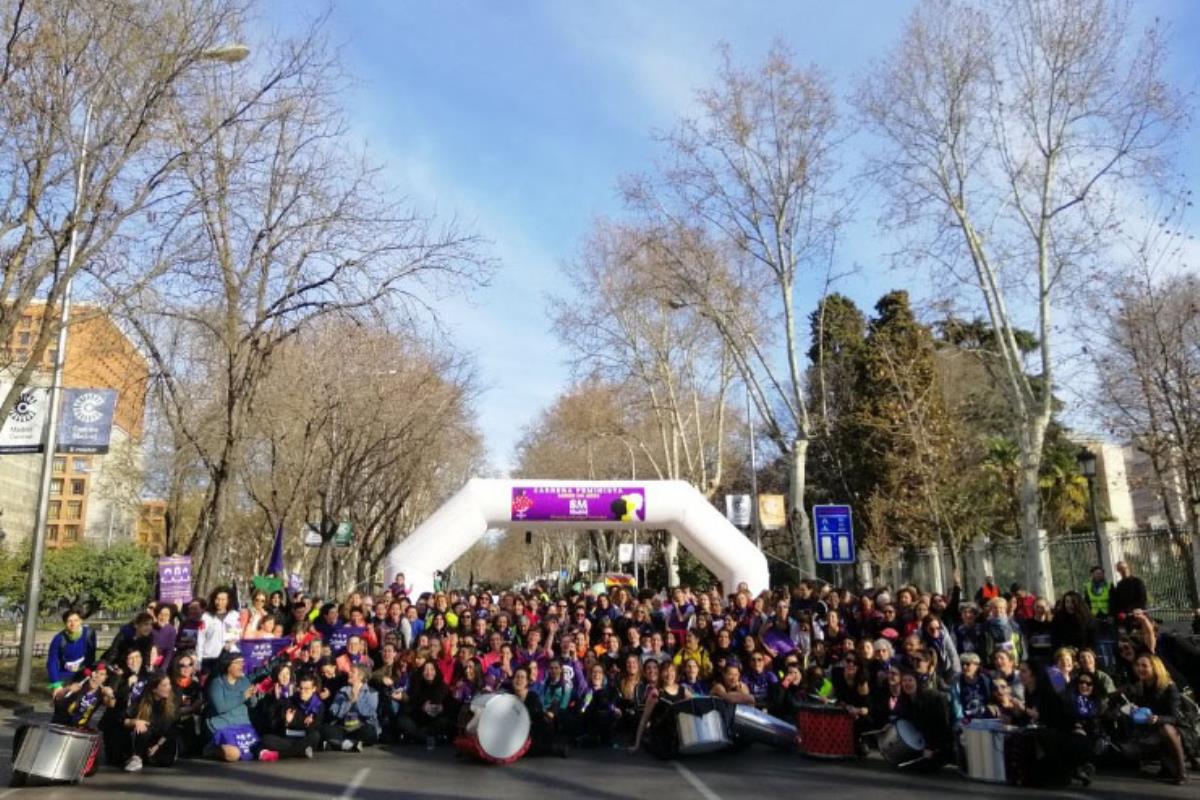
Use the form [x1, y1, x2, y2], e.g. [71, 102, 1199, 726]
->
[170, 653, 205, 756]
[122, 673, 179, 772]
[323, 663, 380, 752]
[259, 672, 324, 759]
[892, 670, 953, 771]
[205, 651, 267, 762]
[396, 660, 455, 746]
[1120, 654, 1188, 785]
[100, 648, 149, 766]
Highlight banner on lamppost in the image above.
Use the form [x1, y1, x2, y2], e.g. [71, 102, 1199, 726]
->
[759, 494, 787, 530]
[0, 385, 49, 453]
[333, 521, 353, 547]
[618, 543, 633, 563]
[725, 494, 752, 527]
[57, 388, 118, 453]
[303, 524, 323, 547]
[578, 558, 591, 573]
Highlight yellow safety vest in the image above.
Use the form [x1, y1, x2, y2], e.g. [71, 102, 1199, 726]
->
[1084, 582, 1110, 616]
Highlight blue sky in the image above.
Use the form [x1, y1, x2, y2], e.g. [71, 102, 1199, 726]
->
[262, 1, 1200, 472]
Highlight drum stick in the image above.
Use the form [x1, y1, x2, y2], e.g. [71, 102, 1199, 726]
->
[896, 754, 927, 769]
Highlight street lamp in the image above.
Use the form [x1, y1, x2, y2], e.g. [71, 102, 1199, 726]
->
[15, 41, 251, 696]
[1076, 446, 1105, 571]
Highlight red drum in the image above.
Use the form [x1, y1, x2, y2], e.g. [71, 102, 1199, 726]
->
[453, 693, 531, 765]
[796, 704, 856, 759]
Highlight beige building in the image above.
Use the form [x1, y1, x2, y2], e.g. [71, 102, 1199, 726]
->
[0, 304, 149, 550]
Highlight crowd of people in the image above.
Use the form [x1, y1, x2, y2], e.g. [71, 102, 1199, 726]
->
[31, 560, 1200, 788]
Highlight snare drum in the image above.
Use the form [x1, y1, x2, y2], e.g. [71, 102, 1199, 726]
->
[962, 719, 1014, 783]
[796, 703, 856, 758]
[730, 705, 798, 750]
[453, 693, 531, 764]
[11, 724, 99, 786]
[879, 720, 925, 768]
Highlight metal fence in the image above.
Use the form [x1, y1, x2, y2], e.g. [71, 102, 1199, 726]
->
[877, 528, 1197, 618]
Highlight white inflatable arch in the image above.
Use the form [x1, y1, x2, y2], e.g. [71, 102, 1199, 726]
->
[385, 479, 769, 597]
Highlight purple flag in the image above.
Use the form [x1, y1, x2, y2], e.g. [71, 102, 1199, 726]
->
[267, 523, 285, 576]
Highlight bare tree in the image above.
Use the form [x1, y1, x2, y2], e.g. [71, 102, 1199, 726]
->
[1093, 195, 1200, 598]
[858, 0, 1185, 595]
[122, 21, 490, 590]
[0, 0, 250, 420]
[623, 43, 846, 579]
[552, 221, 737, 584]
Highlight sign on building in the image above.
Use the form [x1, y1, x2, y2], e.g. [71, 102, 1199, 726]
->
[812, 504, 856, 565]
[578, 558, 591, 573]
[57, 388, 118, 453]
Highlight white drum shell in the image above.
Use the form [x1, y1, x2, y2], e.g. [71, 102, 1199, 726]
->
[676, 709, 731, 755]
[730, 704, 797, 749]
[12, 724, 97, 783]
[465, 693, 531, 761]
[962, 719, 1013, 783]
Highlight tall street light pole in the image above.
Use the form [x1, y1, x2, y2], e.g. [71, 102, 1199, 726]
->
[1076, 447, 1104, 571]
[16, 43, 250, 696]
[747, 382, 762, 551]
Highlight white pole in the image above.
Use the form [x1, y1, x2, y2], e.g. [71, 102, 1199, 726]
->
[747, 383, 762, 550]
[16, 104, 91, 694]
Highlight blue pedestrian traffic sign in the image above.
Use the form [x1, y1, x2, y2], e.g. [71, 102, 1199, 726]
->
[812, 505, 855, 564]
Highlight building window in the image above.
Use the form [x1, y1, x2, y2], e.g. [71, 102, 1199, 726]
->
[66, 501, 82, 520]
[72, 457, 89, 473]
[18, 331, 30, 345]
[47, 525, 58, 541]
[48, 500, 62, 518]
[20, 315, 31, 329]
[70, 479, 85, 495]
[64, 525, 79, 542]
[53, 457, 66, 473]
[50, 478, 63, 495]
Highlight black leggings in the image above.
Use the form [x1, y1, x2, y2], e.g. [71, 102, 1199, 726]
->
[260, 729, 321, 758]
[395, 713, 454, 743]
[321, 722, 379, 748]
[132, 733, 179, 767]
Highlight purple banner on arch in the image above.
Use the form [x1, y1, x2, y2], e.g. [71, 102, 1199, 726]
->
[510, 485, 646, 523]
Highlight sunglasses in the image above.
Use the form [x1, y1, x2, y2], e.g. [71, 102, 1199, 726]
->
[1078, 681, 1093, 687]
[178, 661, 195, 668]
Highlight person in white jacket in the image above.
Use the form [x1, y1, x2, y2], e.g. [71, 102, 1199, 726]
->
[199, 588, 241, 673]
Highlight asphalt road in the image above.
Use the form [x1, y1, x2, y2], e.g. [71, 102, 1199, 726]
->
[1, 711, 1193, 800]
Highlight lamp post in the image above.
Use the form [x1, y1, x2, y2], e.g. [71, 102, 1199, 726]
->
[15, 42, 250, 696]
[1076, 446, 1105, 571]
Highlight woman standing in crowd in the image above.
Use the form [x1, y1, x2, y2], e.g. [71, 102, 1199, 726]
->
[199, 588, 241, 673]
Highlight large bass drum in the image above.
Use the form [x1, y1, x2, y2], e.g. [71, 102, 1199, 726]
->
[453, 693, 531, 764]
[961, 719, 1013, 783]
[11, 724, 99, 786]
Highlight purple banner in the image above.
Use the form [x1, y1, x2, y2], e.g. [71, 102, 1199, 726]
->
[157, 556, 193, 607]
[326, 625, 366, 654]
[238, 637, 293, 673]
[511, 485, 646, 523]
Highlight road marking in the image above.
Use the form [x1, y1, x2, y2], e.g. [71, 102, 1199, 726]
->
[337, 766, 370, 799]
[671, 761, 721, 800]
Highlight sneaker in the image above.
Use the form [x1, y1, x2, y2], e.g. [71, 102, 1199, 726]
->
[353, 741, 364, 753]
[341, 740, 354, 752]
[303, 745, 314, 759]
[258, 749, 279, 762]
[124, 755, 143, 773]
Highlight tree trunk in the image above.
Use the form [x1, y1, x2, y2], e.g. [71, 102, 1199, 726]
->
[1018, 455, 1052, 598]
[789, 438, 817, 579]
[666, 534, 680, 588]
